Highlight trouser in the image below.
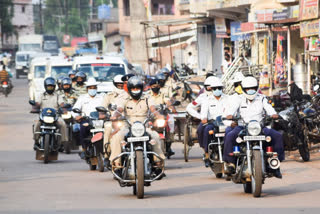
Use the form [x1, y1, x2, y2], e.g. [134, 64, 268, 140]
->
[79, 121, 91, 149]
[34, 117, 68, 142]
[109, 127, 165, 164]
[223, 126, 285, 163]
[103, 121, 113, 158]
[197, 123, 214, 153]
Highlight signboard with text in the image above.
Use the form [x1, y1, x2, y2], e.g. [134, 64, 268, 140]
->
[300, 19, 319, 37]
[215, 18, 228, 38]
[299, 0, 319, 21]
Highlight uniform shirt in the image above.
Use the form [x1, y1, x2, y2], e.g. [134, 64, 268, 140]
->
[72, 93, 104, 117]
[118, 95, 155, 123]
[37, 91, 63, 110]
[223, 94, 277, 124]
[74, 84, 87, 97]
[186, 93, 208, 119]
[60, 89, 77, 106]
[147, 90, 169, 106]
[200, 94, 228, 120]
[102, 91, 127, 109]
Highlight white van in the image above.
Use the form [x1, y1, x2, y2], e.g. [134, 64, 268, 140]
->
[28, 57, 50, 101]
[73, 55, 130, 93]
[46, 56, 74, 80]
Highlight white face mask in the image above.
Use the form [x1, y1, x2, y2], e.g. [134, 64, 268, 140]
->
[131, 89, 141, 95]
[88, 89, 97, 97]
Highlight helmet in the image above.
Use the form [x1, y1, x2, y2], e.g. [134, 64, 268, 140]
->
[85, 77, 98, 87]
[57, 75, 66, 89]
[68, 70, 77, 78]
[44, 77, 56, 94]
[232, 72, 245, 84]
[149, 78, 160, 86]
[241, 76, 259, 100]
[113, 74, 124, 87]
[210, 77, 223, 88]
[204, 76, 215, 91]
[156, 73, 166, 87]
[61, 77, 72, 93]
[127, 76, 144, 100]
[161, 67, 170, 79]
[75, 71, 87, 85]
[121, 73, 135, 82]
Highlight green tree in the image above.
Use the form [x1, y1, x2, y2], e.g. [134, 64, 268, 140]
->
[0, 0, 14, 47]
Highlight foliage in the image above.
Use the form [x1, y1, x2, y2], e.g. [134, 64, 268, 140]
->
[0, 0, 14, 45]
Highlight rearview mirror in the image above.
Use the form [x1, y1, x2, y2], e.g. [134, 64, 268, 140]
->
[174, 86, 181, 91]
[108, 104, 117, 111]
[96, 106, 108, 113]
[172, 100, 181, 106]
[72, 108, 82, 114]
[29, 100, 36, 106]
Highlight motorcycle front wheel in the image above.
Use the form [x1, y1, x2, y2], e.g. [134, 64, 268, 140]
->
[43, 134, 50, 164]
[251, 150, 263, 197]
[299, 130, 310, 161]
[136, 150, 144, 199]
[98, 153, 104, 172]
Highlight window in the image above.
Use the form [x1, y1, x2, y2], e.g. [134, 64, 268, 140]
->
[123, 0, 130, 16]
[151, 0, 174, 15]
[22, 6, 25, 13]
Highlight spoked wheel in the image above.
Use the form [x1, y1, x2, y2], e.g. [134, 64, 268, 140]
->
[135, 150, 144, 199]
[43, 134, 50, 164]
[183, 124, 190, 162]
[98, 153, 104, 172]
[299, 131, 310, 162]
[251, 150, 263, 197]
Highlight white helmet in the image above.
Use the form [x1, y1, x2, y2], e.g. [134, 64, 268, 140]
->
[85, 77, 98, 87]
[210, 76, 223, 88]
[241, 76, 258, 100]
[113, 75, 123, 86]
[204, 76, 215, 86]
[232, 72, 245, 83]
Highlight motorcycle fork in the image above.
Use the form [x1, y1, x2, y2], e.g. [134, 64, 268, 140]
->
[129, 142, 135, 177]
[246, 141, 252, 175]
[259, 141, 266, 175]
[217, 137, 223, 163]
[143, 141, 149, 175]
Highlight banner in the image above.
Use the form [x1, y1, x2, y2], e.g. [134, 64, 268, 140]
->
[230, 22, 242, 41]
[300, 19, 319, 37]
[215, 18, 228, 38]
[300, 0, 319, 21]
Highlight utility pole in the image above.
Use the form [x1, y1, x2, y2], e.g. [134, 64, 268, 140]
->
[65, 0, 69, 35]
[39, 0, 43, 34]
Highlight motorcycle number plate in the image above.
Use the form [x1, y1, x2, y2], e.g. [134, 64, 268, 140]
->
[127, 136, 149, 142]
[2, 85, 8, 88]
[215, 133, 225, 137]
[244, 136, 265, 141]
[90, 128, 104, 133]
[40, 126, 56, 130]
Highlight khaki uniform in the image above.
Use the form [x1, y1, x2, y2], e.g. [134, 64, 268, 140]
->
[109, 95, 165, 164]
[161, 78, 175, 98]
[60, 89, 77, 106]
[74, 84, 87, 98]
[34, 92, 68, 142]
[147, 90, 169, 106]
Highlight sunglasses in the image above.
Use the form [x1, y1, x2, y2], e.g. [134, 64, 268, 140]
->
[212, 87, 223, 91]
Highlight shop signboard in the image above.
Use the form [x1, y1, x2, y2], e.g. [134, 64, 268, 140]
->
[256, 9, 274, 22]
[273, 8, 289, 20]
[299, 0, 319, 21]
[300, 19, 319, 37]
[215, 18, 228, 38]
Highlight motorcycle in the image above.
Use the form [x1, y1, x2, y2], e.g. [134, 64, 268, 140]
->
[29, 100, 61, 164]
[73, 107, 109, 172]
[208, 116, 227, 178]
[229, 117, 281, 197]
[1, 80, 11, 97]
[109, 114, 165, 199]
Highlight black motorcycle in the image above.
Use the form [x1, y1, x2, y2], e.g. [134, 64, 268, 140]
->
[60, 107, 80, 154]
[230, 117, 281, 197]
[109, 115, 165, 199]
[0, 80, 12, 97]
[29, 100, 61, 164]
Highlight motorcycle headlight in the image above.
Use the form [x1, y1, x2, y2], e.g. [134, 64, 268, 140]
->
[43, 116, 55, 124]
[92, 120, 104, 129]
[248, 121, 261, 136]
[61, 112, 72, 119]
[219, 125, 226, 133]
[131, 122, 145, 137]
[155, 119, 166, 128]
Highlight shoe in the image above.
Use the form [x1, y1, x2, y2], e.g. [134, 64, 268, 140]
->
[58, 144, 64, 152]
[167, 148, 175, 158]
[204, 158, 210, 168]
[33, 142, 40, 151]
[79, 151, 86, 160]
[104, 158, 111, 169]
[274, 168, 282, 179]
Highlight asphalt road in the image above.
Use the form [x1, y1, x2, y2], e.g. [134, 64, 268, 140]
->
[1, 76, 320, 214]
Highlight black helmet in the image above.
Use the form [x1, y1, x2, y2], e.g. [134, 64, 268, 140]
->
[121, 73, 135, 82]
[149, 78, 160, 86]
[127, 76, 144, 100]
[44, 77, 56, 94]
[62, 77, 72, 93]
[57, 75, 66, 89]
[156, 73, 166, 87]
[75, 71, 87, 85]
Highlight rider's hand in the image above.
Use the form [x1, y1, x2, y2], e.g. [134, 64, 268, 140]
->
[171, 108, 177, 113]
[201, 119, 208, 124]
[75, 116, 82, 121]
[272, 114, 279, 119]
[226, 115, 233, 120]
[231, 122, 238, 128]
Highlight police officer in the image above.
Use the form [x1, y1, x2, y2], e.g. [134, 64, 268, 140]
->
[68, 70, 77, 88]
[223, 76, 284, 178]
[60, 77, 77, 106]
[102, 75, 126, 166]
[199, 77, 228, 167]
[33, 77, 68, 150]
[157, 72, 173, 98]
[109, 76, 165, 167]
[57, 76, 66, 96]
[74, 71, 87, 97]
[72, 77, 104, 159]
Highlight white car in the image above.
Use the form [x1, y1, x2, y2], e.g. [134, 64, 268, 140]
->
[46, 56, 74, 80]
[73, 55, 130, 93]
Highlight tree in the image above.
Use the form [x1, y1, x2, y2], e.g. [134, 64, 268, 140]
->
[0, 0, 14, 48]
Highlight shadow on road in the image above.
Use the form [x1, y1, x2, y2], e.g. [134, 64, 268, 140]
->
[263, 181, 320, 197]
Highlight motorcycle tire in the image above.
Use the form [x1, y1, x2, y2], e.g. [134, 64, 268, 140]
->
[243, 182, 252, 193]
[98, 153, 104, 172]
[298, 141, 310, 162]
[43, 134, 50, 164]
[65, 141, 71, 154]
[252, 150, 263, 197]
[4, 89, 8, 97]
[215, 173, 223, 178]
[183, 124, 190, 162]
[133, 184, 137, 195]
[136, 150, 144, 199]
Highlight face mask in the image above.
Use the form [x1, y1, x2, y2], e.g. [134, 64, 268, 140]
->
[151, 87, 160, 94]
[88, 89, 97, 97]
[246, 89, 256, 95]
[235, 85, 243, 94]
[63, 87, 71, 93]
[77, 82, 84, 86]
[131, 90, 141, 95]
[213, 89, 222, 97]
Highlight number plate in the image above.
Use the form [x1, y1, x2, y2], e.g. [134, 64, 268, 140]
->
[40, 126, 56, 129]
[244, 136, 265, 141]
[215, 133, 225, 137]
[2, 85, 8, 88]
[90, 128, 104, 133]
[127, 136, 149, 142]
